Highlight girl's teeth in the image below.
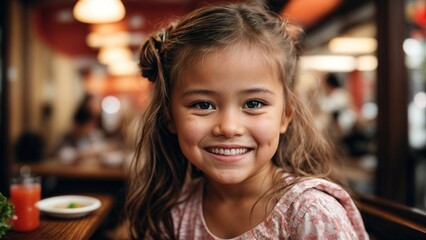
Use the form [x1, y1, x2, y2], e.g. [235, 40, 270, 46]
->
[209, 148, 248, 155]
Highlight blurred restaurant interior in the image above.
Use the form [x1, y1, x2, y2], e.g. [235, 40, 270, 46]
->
[1, 0, 426, 238]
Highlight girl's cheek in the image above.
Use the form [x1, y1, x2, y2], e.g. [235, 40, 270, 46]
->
[250, 117, 282, 138]
[178, 119, 207, 142]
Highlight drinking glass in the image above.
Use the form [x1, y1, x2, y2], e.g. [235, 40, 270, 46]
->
[9, 176, 41, 232]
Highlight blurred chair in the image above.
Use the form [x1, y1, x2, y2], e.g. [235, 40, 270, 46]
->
[14, 131, 44, 162]
[357, 192, 426, 240]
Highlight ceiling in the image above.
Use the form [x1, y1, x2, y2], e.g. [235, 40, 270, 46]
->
[10, 0, 375, 97]
[26, 0, 373, 71]
[30, 1, 345, 52]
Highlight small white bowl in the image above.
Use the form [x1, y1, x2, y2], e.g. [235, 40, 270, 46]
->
[36, 195, 101, 219]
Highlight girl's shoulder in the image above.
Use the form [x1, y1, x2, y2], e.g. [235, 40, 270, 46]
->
[279, 175, 353, 209]
[277, 175, 369, 239]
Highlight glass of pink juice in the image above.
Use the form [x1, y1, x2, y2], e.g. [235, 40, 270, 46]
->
[9, 176, 41, 232]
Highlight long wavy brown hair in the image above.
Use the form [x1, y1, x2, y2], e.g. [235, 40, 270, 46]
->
[125, 2, 345, 239]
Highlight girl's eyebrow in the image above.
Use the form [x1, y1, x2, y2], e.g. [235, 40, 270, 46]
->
[181, 89, 216, 97]
[242, 88, 276, 96]
[181, 88, 276, 97]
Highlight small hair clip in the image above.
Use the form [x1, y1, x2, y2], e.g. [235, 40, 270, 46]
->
[161, 31, 167, 43]
[152, 32, 165, 52]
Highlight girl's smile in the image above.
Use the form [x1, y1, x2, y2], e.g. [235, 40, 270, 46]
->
[206, 146, 251, 156]
[204, 145, 253, 163]
[169, 46, 292, 185]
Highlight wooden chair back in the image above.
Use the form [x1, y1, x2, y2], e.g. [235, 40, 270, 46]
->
[357, 193, 426, 240]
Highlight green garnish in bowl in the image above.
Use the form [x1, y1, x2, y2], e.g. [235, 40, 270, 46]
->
[68, 203, 78, 208]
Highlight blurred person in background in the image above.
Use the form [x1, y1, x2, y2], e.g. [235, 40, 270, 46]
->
[320, 73, 357, 156]
[53, 94, 106, 164]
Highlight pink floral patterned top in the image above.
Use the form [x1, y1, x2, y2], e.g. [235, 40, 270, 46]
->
[171, 175, 369, 239]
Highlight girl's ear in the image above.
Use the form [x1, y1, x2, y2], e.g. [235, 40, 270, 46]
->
[280, 105, 293, 134]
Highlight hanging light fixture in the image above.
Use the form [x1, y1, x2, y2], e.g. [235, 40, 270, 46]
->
[73, 0, 126, 24]
[328, 37, 377, 54]
[97, 46, 133, 65]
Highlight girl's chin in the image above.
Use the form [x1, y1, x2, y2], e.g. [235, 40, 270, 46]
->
[207, 172, 248, 185]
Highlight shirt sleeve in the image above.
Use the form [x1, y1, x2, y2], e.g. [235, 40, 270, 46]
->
[292, 189, 361, 240]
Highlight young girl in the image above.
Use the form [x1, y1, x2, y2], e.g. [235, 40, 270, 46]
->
[126, 2, 369, 239]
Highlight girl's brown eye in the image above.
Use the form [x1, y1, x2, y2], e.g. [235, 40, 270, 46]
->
[192, 101, 214, 110]
[245, 100, 263, 109]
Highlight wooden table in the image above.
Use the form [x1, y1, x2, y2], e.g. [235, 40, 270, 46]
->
[11, 158, 127, 205]
[11, 157, 126, 180]
[4, 194, 114, 240]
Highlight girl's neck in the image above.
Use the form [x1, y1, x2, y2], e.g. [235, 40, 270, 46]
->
[202, 165, 282, 238]
[204, 165, 280, 203]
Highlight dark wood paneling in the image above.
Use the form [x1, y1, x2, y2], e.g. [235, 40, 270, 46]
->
[375, 0, 414, 205]
[1, 0, 11, 196]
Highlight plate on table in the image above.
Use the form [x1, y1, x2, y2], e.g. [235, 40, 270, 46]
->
[36, 195, 101, 219]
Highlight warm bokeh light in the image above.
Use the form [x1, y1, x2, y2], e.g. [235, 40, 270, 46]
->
[107, 60, 139, 76]
[97, 46, 133, 65]
[300, 55, 357, 72]
[329, 37, 377, 54]
[87, 31, 131, 48]
[356, 55, 378, 71]
[73, 0, 126, 24]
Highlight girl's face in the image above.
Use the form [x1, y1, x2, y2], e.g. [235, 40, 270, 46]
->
[169, 47, 292, 185]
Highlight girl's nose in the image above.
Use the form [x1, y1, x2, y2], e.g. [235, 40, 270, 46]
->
[212, 110, 245, 138]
